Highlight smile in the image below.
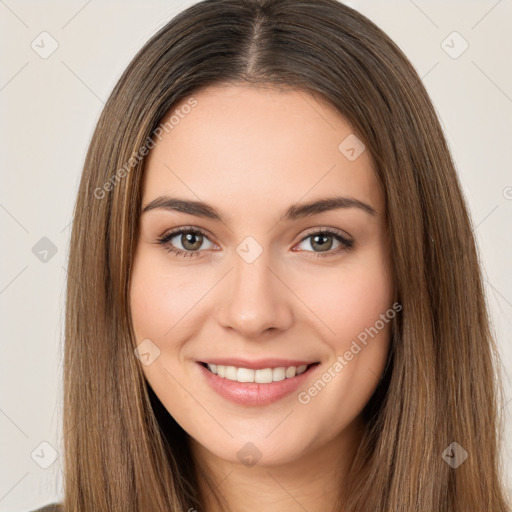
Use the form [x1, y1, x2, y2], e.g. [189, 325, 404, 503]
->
[202, 362, 313, 383]
[197, 361, 321, 406]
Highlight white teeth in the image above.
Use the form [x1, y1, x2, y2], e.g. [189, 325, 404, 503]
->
[205, 363, 313, 383]
[225, 366, 237, 380]
[272, 367, 286, 382]
[285, 366, 296, 378]
[237, 367, 255, 382]
[255, 368, 273, 383]
[296, 364, 307, 374]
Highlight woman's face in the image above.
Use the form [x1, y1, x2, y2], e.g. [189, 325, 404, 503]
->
[130, 83, 395, 467]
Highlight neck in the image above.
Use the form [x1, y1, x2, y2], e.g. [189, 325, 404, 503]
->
[189, 415, 365, 512]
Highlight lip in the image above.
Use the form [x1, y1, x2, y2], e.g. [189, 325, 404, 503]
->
[197, 361, 321, 406]
[198, 357, 318, 370]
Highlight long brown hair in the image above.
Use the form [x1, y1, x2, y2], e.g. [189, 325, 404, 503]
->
[63, 0, 511, 510]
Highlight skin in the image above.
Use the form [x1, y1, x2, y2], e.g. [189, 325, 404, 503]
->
[130, 83, 395, 512]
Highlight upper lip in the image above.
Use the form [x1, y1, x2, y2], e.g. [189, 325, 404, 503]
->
[199, 358, 319, 370]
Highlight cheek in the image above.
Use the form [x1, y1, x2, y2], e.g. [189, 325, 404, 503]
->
[130, 275, 171, 342]
[294, 257, 394, 424]
[129, 253, 202, 403]
[292, 255, 394, 347]
[129, 251, 207, 342]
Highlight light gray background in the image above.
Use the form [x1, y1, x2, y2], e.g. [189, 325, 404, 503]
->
[1, 1, 511, 510]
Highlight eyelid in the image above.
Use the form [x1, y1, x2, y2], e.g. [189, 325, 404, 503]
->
[157, 226, 218, 248]
[156, 225, 354, 258]
[157, 225, 352, 245]
[297, 226, 353, 244]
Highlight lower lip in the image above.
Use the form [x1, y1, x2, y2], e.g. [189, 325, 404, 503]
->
[197, 362, 320, 406]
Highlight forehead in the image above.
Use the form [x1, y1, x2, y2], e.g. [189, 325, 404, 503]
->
[142, 83, 383, 222]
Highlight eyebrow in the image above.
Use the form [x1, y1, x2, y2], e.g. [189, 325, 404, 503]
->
[141, 195, 377, 221]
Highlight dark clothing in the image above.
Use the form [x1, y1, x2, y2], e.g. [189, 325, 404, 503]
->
[30, 504, 62, 512]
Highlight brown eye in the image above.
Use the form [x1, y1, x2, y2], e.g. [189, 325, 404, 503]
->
[179, 231, 204, 251]
[295, 229, 354, 258]
[310, 233, 334, 252]
[157, 228, 215, 258]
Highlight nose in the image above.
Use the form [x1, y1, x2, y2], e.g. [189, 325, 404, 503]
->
[216, 249, 294, 338]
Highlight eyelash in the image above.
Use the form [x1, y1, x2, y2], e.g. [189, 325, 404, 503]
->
[155, 226, 354, 260]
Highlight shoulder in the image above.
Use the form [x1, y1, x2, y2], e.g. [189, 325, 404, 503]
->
[29, 504, 63, 512]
